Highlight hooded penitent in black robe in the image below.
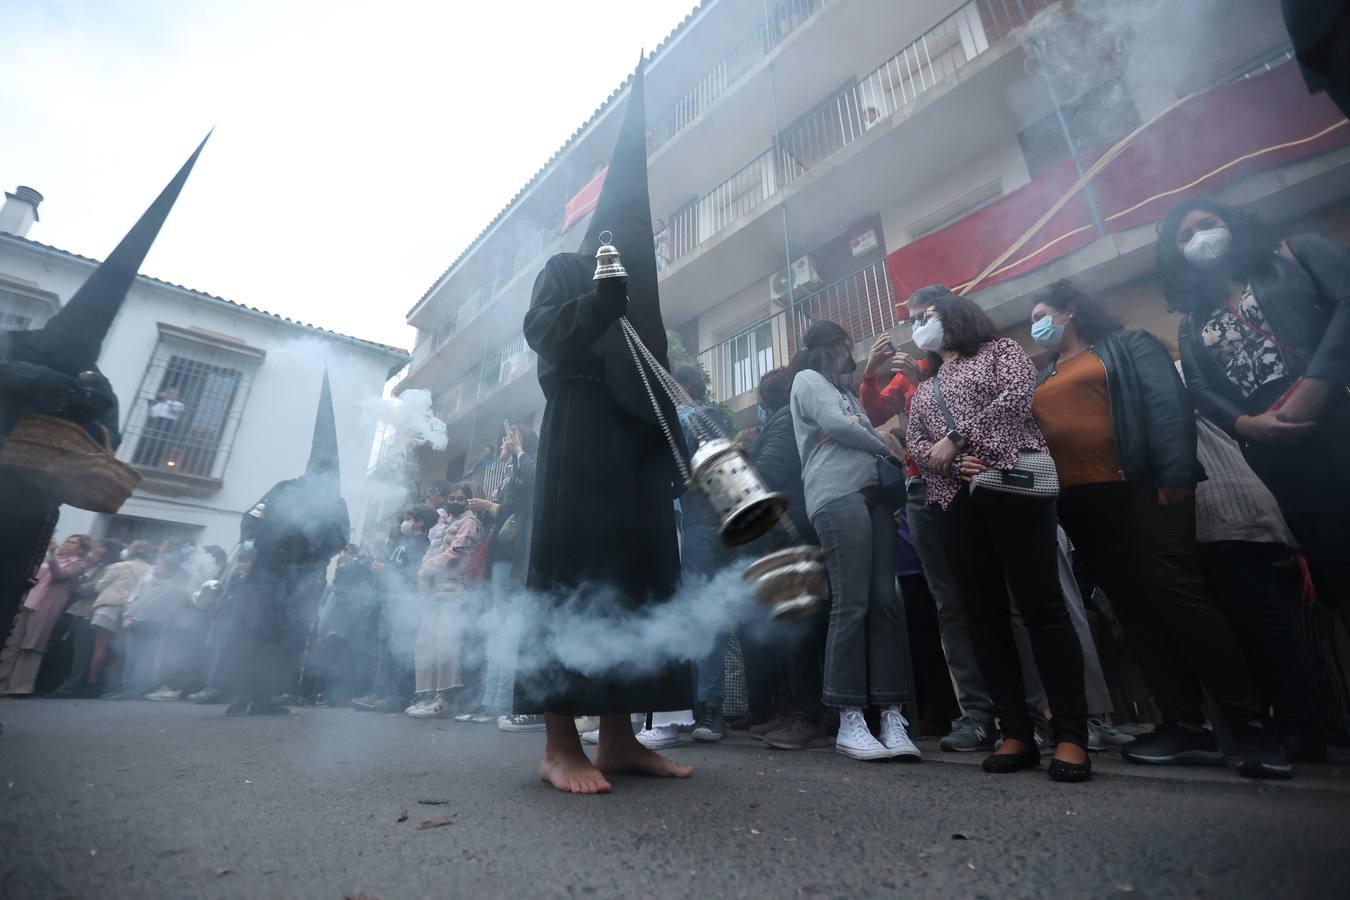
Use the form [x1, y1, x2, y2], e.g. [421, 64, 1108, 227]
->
[514, 59, 694, 716]
[0, 136, 207, 641]
[231, 371, 349, 709]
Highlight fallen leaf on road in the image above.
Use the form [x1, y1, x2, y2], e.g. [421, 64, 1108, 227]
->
[417, 817, 453, 830]
[397, 809, 409, 823]
[417, 799, 450, 806]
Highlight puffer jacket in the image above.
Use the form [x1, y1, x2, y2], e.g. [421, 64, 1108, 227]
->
[749, 405, 817, 545]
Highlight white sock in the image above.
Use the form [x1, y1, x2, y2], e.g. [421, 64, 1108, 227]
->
[883, 704, 903, 718]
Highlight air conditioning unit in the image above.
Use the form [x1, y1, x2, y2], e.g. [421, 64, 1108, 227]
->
[769, 267, 792, 303]
[791, 255, 821, 291]
[769, 255, 823, 305]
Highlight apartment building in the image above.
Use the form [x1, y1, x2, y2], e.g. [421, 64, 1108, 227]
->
[0, 192, 408, 550]
[400, 0, 1350, 486]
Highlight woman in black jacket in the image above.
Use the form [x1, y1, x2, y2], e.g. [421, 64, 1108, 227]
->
[1157, 198, 1350, 633]
[1030, 281, 1276, 776]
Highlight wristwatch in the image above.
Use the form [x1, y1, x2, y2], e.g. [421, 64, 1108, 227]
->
[946, 429, 967, 448]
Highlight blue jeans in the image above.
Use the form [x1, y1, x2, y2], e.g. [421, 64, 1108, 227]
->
[683, 522, 725, 707]
[479, 561, 521, 714]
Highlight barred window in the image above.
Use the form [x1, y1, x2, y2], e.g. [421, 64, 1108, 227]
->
[124, 325, 263, 483]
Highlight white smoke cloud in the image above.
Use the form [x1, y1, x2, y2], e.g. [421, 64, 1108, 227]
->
[361, 388, 448, 454]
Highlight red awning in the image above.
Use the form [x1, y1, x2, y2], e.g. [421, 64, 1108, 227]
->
[563, 167, 608, 230]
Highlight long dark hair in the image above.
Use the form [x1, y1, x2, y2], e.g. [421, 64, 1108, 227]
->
[1155, 198, 1277, 314]
[1038, 280, 1121, 344]
[789, 320, 853, 387]
[927, 291, 997, 357]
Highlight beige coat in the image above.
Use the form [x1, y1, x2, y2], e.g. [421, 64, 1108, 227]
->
[92, 559, 151, 611]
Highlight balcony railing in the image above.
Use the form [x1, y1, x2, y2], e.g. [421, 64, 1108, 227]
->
[698, 258, 896, 402]
[440, 333, 539, 422]
[658, 0, 1050, 269]
[647, 0, 822, 154]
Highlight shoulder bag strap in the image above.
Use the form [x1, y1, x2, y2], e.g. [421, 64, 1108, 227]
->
[931, 373, 958, 432]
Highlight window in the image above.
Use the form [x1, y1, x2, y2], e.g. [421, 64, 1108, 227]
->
[0, 281, 59, 330]
[102, 514, 201, 550]
[1017, 78, 1141, 179]
[729, 320, 776, 399]
[125, 325, 262, 483]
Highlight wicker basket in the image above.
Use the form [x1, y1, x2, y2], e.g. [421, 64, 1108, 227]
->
[0, 414, 141, 512]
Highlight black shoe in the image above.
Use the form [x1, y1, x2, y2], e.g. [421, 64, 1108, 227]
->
[1048, 755, 1092, 783]
[692, 707, 725, 743]
[1235, 721, 1292, 779]
[1121, 725, 1225, 767]
[247, 699, 291, 716]
[982, 745, 1041, 774]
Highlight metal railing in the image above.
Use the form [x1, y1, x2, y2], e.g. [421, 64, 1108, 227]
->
[697, 258, 896, 401]
[659, 0, 1050, 268]
[647, 0, 822, 154]
[440, 333, 539, 422]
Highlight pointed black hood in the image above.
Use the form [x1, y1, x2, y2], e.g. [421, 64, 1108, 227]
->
[587, 57, 667, 366]
[27, 133, 210, 372]
[306, 368, 340, 478]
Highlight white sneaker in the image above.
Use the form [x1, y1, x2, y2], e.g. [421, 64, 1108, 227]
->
[405, 694, 432, 716]
[880, 708, 922, 761]
[574, 716, 601, 734]
[580, 728, 600, 745]
[835, 708, 892, 761]
[145, 687, 179, 701]
[636, 724, 680, 750]
[407, 696, 449, 719]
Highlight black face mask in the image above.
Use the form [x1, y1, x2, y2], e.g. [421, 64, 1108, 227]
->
[446, 501, 466, 516]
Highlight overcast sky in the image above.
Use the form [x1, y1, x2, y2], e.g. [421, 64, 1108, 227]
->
[0, 0, 697, 349]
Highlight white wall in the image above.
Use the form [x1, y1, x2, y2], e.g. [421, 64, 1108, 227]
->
[0, 238, 404, 550]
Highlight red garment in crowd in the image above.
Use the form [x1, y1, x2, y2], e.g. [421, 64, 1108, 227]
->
[859, 361, 928, 478]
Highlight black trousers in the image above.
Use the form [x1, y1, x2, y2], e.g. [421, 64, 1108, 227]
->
[940, 488, 1088, 748]
[899, 572, 960, 725]
[1242, 420, 1350, 632]
[1058, 482, 1264, 725]
[1196, 542, 1322, 734]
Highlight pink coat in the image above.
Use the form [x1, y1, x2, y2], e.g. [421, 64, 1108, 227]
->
[21, 554, 91, 652]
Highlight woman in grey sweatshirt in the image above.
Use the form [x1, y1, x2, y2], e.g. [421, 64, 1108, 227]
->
[789, 320, 918, 762]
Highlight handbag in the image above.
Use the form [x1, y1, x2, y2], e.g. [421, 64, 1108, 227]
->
[931, 375, 1059, 499]
[874, 454, 907, 510]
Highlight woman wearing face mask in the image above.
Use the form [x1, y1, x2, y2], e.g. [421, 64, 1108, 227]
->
[906, 288, 1090, 782]
[411, 482, 483, 719]
[1158, 198, 1350, 632]
[1029, 280, 1282, 777]
[789, 320, 919, 762]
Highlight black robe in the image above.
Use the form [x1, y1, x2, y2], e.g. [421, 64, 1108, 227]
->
[514, 252, 693, 715]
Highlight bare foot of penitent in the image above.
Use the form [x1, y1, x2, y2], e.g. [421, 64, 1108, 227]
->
[538, 748, 612, 795]
[594, 717, 693, 779]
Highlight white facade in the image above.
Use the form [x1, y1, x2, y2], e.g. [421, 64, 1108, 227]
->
[0, 230, 408, 551]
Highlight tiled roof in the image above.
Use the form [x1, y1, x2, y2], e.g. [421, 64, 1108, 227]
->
[0, 231, 410, 361]
[407, 1, 709, 317]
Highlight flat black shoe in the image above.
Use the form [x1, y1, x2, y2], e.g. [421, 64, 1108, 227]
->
[1121, 724, 1225, 767]
[1235, 722, 1292, 779]
[982, 746, 1041, 774]
[1048, 756, 1092, 783]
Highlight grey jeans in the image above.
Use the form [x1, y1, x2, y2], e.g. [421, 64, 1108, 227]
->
[906, 481, 1112, 722]
[813, 490, 911, 708]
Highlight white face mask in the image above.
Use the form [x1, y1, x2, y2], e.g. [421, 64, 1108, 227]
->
[400, 520, 414, 536]
[1182, 227, 1232, 268]
[912, 317, 945, 352]
[120, 549, 131, 561]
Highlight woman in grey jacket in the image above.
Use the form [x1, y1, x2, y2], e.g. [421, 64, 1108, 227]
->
[789, 321, 918, 762]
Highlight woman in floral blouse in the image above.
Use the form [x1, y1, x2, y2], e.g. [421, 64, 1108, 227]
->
[1158, 198, 1350, 638]
[906, 287, 1090, 783]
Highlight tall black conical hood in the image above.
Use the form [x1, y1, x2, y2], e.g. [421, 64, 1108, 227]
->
[306, 368, 340, 478]
[585, 57, 667, 364]
[29, 133, 210, 371]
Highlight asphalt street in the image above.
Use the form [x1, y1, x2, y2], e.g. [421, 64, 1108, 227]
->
[2, 699, 1348, 899]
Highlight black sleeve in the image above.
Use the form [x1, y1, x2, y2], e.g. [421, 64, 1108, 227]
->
[1289, 234, 1350, 387]
[1124, 330, 1197, 487]
[523, 255, 628, 367]
[1179, 319, 1247, 437]
[749, 416, 798, 494]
